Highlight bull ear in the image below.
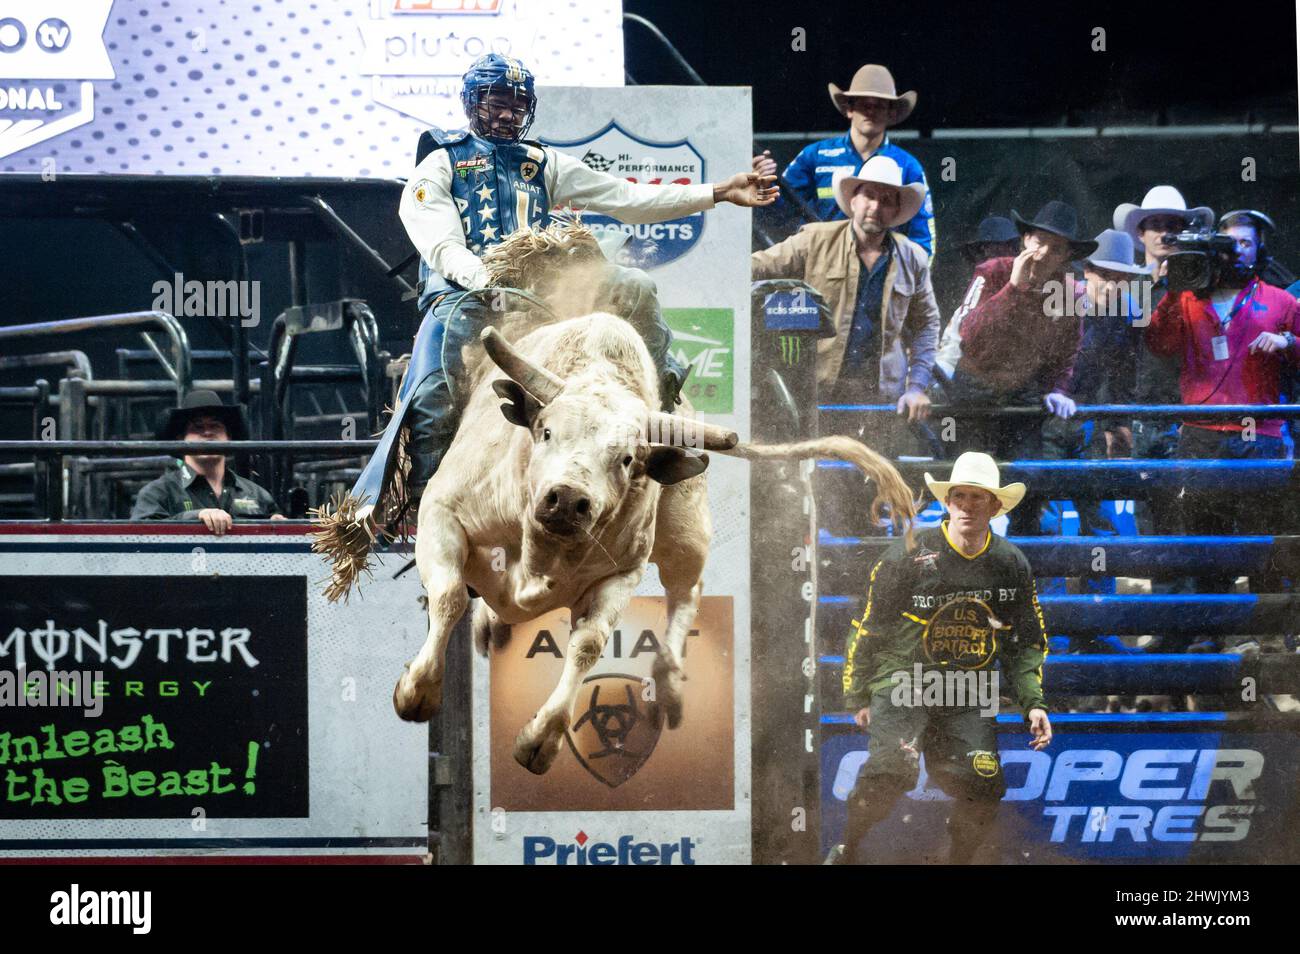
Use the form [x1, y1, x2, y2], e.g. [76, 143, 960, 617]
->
[493, 379, 540, 428]
[645, 447, 709, 485]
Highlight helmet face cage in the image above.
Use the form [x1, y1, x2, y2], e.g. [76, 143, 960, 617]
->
[464, 82, 536, 143]
[460, 56, 537, 143]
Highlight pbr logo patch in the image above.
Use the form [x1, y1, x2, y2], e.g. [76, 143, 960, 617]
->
[922, 597, 999, 670]
[543, 120, 706, 269]
[564, 673, 661, 788]
[911, 546, 940, 572]
[519, 159, 538, 182]
[453, 155, 490, 179]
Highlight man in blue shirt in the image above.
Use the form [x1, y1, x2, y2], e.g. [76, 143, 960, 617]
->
[757, 64, 934, 256]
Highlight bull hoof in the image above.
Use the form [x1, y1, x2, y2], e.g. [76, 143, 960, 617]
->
[651, 660, 685, 730]
[513, 712, 568, 775]
[393, 667, 441, 723]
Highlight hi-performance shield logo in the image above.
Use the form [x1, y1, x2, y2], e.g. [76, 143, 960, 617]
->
[0, 0, 114, 161]
[544, 121, 706, 269]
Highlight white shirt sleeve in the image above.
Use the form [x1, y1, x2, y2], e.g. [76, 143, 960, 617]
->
[398, 149, 490, 292]
[544, 148, 715, 225]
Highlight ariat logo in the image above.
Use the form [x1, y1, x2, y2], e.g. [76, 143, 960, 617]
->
[564, 674, 661, 788]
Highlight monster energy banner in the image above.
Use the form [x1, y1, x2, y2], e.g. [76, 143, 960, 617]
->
[0, 574, 306, 820]
[473, 86, 753, 865]
[0, 532, 427, 860]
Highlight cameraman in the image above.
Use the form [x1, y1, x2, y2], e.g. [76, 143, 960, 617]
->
[1146, 209, 1300, 599]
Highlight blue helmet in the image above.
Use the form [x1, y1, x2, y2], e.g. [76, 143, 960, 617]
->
[461, 53, 537, 143]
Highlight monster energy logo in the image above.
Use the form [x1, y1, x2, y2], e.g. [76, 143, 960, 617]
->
[779, 336, 802, 365]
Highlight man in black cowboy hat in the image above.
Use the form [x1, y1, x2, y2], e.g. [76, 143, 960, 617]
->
[130, 389, 283, 534]
[946, 200, 1097, 533]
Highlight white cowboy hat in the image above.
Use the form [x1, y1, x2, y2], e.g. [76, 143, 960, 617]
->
[828, 64, 917, 125]
[1113, 186, 1214, 242]
[832, 156, 926, 226]
[924, 452, 1026, 516]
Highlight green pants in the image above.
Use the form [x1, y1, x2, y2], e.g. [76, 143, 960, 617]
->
[854, 695, 1006, 799]
[842, 695, 1005, 863]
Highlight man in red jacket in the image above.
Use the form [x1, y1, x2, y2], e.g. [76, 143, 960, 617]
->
[1146, 209, 1300, 595]
[947, 201, 1097, 533]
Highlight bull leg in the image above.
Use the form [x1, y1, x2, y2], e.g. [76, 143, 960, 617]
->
[470, 598, 512, 657]
[652, 579, 703, 730]
[651, 478, 711, 728]
[513, 567, 643, 775]
[394, 504, 469, 722]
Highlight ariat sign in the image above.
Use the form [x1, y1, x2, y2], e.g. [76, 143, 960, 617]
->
[523, 832, 698, 865]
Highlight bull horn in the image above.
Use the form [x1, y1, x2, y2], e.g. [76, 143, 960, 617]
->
[647, 411, 738, 451]
[480, 327, 564, 404]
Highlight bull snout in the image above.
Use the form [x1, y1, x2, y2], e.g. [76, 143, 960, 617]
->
[534, 484, 593, 535]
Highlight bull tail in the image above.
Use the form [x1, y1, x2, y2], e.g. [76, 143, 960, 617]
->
[719, 435, 918, 547]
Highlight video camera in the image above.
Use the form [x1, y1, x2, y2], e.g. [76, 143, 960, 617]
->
[1161, 229, 1240, 293]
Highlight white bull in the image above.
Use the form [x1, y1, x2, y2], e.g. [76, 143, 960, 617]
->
[393, 311, 914, 775]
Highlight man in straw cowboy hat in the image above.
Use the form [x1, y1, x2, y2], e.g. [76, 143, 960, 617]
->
[755, 64, 935, 256]
[751, 154, 940, 450]
[827, 451, 1051, 865]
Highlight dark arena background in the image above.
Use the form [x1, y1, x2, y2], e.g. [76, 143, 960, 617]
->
[0, 0, 1297, 927]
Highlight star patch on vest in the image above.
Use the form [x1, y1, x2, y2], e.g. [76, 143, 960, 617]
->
[922, 597, 1000, 670]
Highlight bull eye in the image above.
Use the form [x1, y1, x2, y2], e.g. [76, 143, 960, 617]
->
[542, 428, 551, 442]
[622, 454, 633, 468]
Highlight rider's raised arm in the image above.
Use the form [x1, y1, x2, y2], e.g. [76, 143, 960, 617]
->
[544, 147, 716, 225]
[399, 149, 491, 291]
